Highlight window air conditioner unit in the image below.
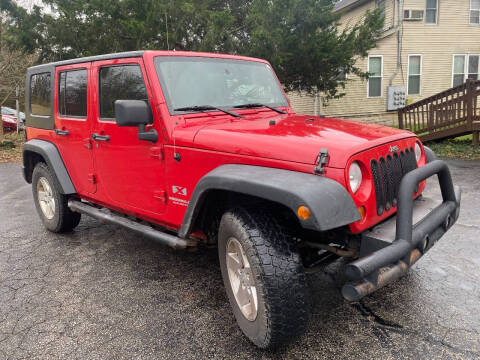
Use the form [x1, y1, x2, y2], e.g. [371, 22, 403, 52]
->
[404, 9, 424, 21]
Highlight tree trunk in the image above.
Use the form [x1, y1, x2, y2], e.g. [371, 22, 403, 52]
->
[16, 86, 20, 134]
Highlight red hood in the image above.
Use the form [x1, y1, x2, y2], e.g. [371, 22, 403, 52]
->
[186, 113, 416, 168]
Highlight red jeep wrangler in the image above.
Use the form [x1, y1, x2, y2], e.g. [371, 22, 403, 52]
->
[23, 51, 461, 348]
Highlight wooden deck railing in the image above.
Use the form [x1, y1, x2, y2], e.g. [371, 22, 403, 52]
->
[398, 79, 480, 146]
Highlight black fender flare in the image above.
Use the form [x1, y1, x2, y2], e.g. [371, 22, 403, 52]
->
[423, 145, 438, 163]
[178, 164, 360, 238]
[22, 139, 76, 194]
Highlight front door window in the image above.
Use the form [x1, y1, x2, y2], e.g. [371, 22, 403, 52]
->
[99, 65, 148, 119]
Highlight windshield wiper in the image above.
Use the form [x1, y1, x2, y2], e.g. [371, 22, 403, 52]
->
[233, 103, 287, 114]
[174, 105, 243, 118]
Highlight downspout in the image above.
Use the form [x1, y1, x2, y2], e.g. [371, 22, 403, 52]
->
[389, 0, 403, 86]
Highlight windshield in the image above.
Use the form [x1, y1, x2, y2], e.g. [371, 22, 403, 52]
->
[154, 56, 288, 114]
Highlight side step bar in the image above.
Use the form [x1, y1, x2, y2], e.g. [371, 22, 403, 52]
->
[68, 200, 194, 249]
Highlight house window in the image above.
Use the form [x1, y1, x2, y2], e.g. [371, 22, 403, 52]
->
[408, 55, 422, 95]
[452, 55, 480, 86]
[376, 0, 386, 18]
[471, 0, 480, 24]
[468, 55, 479, 80]
[453, 55, 466, 86]
[425, 0, 438, 24]
[368, 56, 383, 98]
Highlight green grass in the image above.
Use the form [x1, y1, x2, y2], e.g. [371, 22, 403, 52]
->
[386, 123, 480, 160]
[425, 134, 480, 160]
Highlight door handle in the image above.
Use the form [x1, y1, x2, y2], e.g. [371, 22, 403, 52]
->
[91, 133, 110, 141]
[55, 129, 69, 136]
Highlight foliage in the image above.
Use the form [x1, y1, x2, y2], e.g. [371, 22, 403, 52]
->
[243, 0, 384, 98]
[0, 14, 37, 140]
[426, 135, 480, 160]
[0, 46, 36, 106]
[0, 0, 384, 100]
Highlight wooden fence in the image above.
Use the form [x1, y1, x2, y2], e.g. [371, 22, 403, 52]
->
[398, 79, 480, 146]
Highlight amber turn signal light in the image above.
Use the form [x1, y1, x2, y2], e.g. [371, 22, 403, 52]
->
[297, 206, 311, 220]
[358, 206, 366, 221]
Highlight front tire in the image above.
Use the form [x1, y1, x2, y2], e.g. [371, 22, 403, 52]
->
[32, 163, 81, 233]
[218, 208, 309, 349]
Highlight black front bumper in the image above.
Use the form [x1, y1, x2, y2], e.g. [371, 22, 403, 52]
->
[342, 159, 461, 301]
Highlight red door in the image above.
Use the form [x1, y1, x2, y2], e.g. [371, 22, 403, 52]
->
[54, 63, 96, 194]
[90, 58, 166, 214]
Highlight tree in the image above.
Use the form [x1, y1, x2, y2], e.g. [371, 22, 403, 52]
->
[0, 12, 37, 141]
[0, 0, 383, 102]
[0, 0, 245, 59]
[242, 0, 384, 99]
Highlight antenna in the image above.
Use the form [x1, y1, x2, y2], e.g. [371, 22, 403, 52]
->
[165, 10, 169, 51]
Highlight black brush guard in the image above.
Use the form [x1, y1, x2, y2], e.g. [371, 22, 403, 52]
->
[342, 159, 461, 301]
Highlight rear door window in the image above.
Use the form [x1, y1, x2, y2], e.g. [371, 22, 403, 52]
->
[58, 69, 88, 117]
[30, 73, 51, 116]
[99, 65, 147, 119]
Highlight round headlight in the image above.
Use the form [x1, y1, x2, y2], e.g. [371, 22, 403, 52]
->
[415, 142, 422, 163]
[348, 161, 362, 194]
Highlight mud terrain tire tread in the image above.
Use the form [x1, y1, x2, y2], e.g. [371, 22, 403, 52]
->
[218, 207, 309, 349]
[32, 162, 81, 233]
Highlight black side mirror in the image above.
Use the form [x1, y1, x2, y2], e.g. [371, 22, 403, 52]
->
[115, 100, 152, 126]
[114, 100, 158, 143]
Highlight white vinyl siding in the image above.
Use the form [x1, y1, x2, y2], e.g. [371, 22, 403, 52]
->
[471, 0, 480, 24]
[425, 0, 438, 24]
[368, 56, 383, 98]
[408, 55, 422, 95]
[324, 0, 480, 119]
[452, 55, 480, 86]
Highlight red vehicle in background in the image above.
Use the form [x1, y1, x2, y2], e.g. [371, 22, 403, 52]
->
[22, 51, 461, 349]
[2, 114, 17, 132]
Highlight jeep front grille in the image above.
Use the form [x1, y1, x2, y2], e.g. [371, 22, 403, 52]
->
[370, 147, 417, 215]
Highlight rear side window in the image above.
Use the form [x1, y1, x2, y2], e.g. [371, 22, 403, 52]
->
[99, 65, 147, 119]
[59, 69, 88, 117]
[30, 73, 51, 116]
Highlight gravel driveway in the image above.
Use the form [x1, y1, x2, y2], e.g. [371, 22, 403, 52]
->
[0, 160, 479, 359]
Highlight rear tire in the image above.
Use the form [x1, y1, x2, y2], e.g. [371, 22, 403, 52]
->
[218, 208, 309, 349]
[32, 163, 81, 233]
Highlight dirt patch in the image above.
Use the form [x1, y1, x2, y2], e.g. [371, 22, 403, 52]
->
[0, 131, 24, 163]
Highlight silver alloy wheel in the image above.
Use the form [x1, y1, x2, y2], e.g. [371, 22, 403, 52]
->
[37, 177, 55, 220]
[226, 237, 258, 321]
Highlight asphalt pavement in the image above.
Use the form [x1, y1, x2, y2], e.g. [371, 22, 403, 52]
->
[0, 160, 479, 359]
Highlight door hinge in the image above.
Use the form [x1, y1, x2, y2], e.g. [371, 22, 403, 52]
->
[150, 147, 164, 160]
[314, 148, 329, 174]
[88, 173, 97, 184]
[154, 190, 167, 203]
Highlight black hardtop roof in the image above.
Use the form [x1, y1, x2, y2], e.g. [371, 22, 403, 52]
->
[27, 51, 145, 72]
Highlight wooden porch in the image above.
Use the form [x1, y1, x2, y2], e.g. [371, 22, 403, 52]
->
[398, 79, 480, 147]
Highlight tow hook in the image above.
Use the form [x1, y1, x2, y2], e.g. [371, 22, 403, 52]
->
[314, 148, 329, 174]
